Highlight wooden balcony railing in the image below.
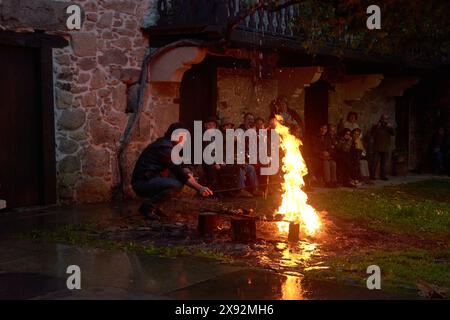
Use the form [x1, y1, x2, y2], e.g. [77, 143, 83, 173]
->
[155, 0, 301, 38]
[153, 0, 441, 66]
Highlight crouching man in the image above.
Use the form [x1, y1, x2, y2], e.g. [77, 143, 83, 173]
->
[132, 123, 213, 220]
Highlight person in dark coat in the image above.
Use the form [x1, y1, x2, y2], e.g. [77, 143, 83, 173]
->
[202, 116, 221, 191]
[370, 114, 395, 180]
[313, 124, 338, 187]
[132, 123, 213, 220]
[336, 128, 358, 187]
[430, 126, 448, 175]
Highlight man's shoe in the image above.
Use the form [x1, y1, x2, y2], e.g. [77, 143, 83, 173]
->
[138, 204, 161, 221]
[380, 176, 389, 181]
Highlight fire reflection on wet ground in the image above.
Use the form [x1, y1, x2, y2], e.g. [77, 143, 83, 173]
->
[0, 198, 416, 299]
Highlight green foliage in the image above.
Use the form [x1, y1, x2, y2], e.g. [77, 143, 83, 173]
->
[25, 224, 232, 262]
[309, 179, 450, 238]
[281, 0, 450, 61]
[304, 248, 450, 296]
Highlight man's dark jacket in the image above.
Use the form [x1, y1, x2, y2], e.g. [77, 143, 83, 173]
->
[371, 124, 394, 152]
[131, 137, 189, 185]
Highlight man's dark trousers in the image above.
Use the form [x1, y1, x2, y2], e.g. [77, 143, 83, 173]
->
[133, 177, 183, 211]
[371, 152, 388, 179]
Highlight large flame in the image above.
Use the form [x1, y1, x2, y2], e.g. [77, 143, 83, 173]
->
[274, 115, 321, 236]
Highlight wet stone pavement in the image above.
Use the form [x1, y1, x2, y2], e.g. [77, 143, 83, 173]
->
[0, 239, 399, 300]
[0, 191, 416, 300]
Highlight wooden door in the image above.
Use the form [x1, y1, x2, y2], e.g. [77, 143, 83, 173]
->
[0, 45, 43, 207]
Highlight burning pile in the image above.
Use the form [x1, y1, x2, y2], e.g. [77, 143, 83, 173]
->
[274, 115, 321, 236]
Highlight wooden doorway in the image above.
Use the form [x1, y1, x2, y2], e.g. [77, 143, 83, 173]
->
[304, 80, 330, 142]
[179, 56, 217, 132]
[0, 38, 58, 208]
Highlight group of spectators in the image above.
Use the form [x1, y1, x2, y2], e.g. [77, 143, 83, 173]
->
[200, 97, 401, 194]
[310, 112, 394, 188]
[200, 95, 302, 197]
[201, 113, 266, 198]
[131, 94, 448, 218]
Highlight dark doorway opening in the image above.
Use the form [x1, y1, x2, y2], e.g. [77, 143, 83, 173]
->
[179, 56, 217, 133]
[304, 80, 331, 142]
[0, 40, 57, 208]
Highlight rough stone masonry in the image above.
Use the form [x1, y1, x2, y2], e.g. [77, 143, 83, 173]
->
[1, 0, 180, 203]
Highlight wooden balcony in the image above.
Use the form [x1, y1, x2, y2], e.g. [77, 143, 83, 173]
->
[153, 0, 299, 36]
[145, 0, 441, 69]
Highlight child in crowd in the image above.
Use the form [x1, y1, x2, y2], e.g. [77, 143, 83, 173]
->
[352, 128, 371, 184]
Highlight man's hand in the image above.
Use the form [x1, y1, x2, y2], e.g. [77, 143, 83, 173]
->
[199, 186, 213, 197]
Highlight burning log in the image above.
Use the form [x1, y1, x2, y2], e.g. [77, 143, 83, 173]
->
[230, 217, 256, 242]
[287, 222, 300, 242]
[197, 212, 218, 236]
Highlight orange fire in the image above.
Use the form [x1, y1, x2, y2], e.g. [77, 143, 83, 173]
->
[274, 115, 321, 236]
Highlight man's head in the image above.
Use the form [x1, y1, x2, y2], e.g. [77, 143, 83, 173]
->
[275, 95, 288, 113]
[255, 117, 265, 130]
[347, 112, 358, 123]
[204, 116, 218, 130]
[220, 117, 234, 130]
[164, 122, 187, 145]
[380, 114, 389, 124]
[328, 124, 337, 135]
[342, 128, 352, 140]
[319, 124, 328, 136]
[243, 112, 255, 129]
[352, 128, 362, 139]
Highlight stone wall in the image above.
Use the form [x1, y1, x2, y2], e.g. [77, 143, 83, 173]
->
[328, 87, 396, 136]
[329, 85, 397, 173]
[1, 0, 174, 203]
[216, 68, 277, 126]
[51, 0, 158, 203]
[216, 68, 305, 126]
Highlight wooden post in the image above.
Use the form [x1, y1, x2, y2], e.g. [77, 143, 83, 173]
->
[231, 217, 256, 242]
[198, 212, 218, 236]
[288, 222, 300, 242]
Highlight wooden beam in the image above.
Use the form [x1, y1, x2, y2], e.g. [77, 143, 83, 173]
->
[0, 31, 68, 48]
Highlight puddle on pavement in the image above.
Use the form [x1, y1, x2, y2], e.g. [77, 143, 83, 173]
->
[168, 269, 399, 300]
